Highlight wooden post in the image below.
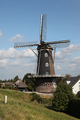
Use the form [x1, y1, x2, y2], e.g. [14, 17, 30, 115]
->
[5, 95, 7, 103]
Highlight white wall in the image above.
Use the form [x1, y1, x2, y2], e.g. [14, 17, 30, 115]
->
[72, 79, 80, 94]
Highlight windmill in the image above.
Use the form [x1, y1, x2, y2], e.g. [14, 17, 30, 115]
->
[14, 14, 70, 93]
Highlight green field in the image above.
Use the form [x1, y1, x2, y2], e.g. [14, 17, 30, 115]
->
[0, 89, 79, 120]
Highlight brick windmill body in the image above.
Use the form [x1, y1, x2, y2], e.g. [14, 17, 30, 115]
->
[14, 14, 70, 93]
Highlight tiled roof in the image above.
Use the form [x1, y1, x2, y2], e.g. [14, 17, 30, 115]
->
[67, 76, 80, 87]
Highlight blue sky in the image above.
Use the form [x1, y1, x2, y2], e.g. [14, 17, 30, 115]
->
[0, 0, 80, 80]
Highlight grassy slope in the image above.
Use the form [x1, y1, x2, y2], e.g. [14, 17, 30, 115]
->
[0, 89, 79, 120]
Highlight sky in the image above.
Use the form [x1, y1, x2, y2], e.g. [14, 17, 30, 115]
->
[0, 0, 80, 80]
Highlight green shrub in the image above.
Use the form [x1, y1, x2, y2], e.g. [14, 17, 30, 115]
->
[41, 98, 52, 105]
[52, 92, 69, 111]
[31, 93, 52, 105]
[52, 82, 74, 112]
[55, 82, 74, 100]
[31, 93, 41, 101]
[6, 85, 11, 89]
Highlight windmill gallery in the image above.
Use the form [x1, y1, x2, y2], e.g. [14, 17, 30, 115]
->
[14, 14, 70, 93]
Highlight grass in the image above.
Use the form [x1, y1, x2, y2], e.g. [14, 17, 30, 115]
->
[0, 89, 79, 120]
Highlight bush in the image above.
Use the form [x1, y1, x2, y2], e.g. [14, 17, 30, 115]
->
[41, 98, 52, 105]
[67, 98, 80, 118]
[31, 93, 41, 102]
[76, 91, 80, 98]
[52, 82, 74, 112]
[31, 93, 52, 105]
[52, 92, 69, 111]
[6, 85, 11, 89]
[55, 82, 74, 100]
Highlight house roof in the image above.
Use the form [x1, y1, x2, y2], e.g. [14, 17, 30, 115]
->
[18, 81, 28, 88]
[1, 82, 13, 86]
[14, 80, 28, 88]
[15, 80, 20, 85]
[67, 76, 80, 87]
[5, 82, 13, 85]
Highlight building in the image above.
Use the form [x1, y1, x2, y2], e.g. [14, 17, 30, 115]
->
[1, 82, 13, 88]
[66, 76, 80, 94]
[14, 80, 28, 91]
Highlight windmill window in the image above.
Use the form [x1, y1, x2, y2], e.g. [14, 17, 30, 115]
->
[45, 62, 49, 67]
[46, 72, 49, 75]
[45, 53, 48, 57]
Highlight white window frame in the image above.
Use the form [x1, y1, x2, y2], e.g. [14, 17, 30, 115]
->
[45, 62, 49, 67]
[44, 53, 48, 57]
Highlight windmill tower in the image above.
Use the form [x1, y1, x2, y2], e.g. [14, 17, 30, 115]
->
[37, 42, 55, 75]
[14, 14, 70, 93]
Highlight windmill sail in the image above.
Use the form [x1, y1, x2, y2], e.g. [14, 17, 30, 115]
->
[43, 40, 70, 48]
[42, 14, 47, 42]
[40, 14, 47, 43]
[14, 41, 38, 48]
[40, 14, 43, 43]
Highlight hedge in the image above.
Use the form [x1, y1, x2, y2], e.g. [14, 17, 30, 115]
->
[67, 98, 80, 118]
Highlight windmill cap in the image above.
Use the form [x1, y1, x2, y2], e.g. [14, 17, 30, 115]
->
[38, 43, 41, 46]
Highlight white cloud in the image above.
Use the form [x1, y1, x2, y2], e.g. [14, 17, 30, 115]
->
[55, 44, 80, 63]
[54, 44, 80, 76]
[9, 34, 23, 42]
[56, 65, 61, 70]
[0, 59, 8, 64]
[68, 64, 76, 70]
[0, 47, 35, 59]
[0, 47, 37, 79]
[62, 44, 80, 53]
[71, 56, 80, 63]
[0, 59, 8, 69]
[0, 29, 3, 37]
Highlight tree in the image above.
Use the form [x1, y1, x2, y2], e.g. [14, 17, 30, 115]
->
[13, 75, 19, 83]
[56, 74, 71, 85]
[52, 82, 74, 112]
[76, 91, 80, 98]
[77, 74, 80, 77]
[61, 74, 71, 83]
[0, 84, 1, 88]
[23, 73, 36, 90]
[56, 77, 62, 84]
